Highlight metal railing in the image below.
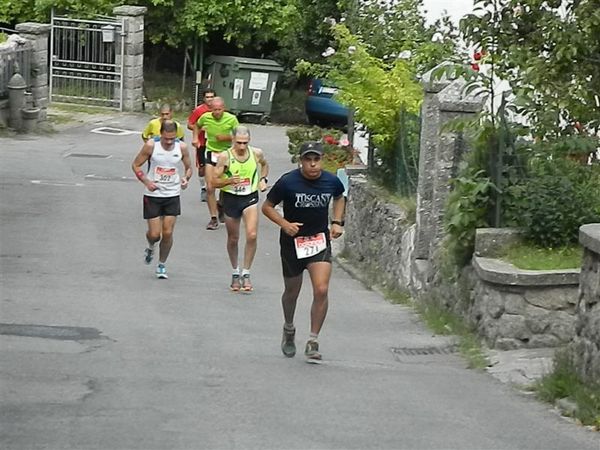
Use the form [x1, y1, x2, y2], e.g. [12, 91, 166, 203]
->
[50, 10, 124, 109]
[0, 43, 33, 99]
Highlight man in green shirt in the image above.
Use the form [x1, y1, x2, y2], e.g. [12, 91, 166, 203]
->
[195, 97, 239, 230]
[211, 125, 269, 291]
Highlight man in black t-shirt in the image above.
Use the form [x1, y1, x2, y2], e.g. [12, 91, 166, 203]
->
[262, 142, 345, 364]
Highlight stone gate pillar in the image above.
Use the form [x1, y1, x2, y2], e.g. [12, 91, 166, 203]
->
[429, 80, 483, 254]
[414, 64, 451, 261]
[14, 22, 50, 121]
[113, 5, 146, 112]
[568, 224, 600, 383]
[413, 63, 484, 276]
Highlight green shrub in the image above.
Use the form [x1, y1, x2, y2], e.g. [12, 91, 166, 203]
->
[507, 158, 600, 247]
[445, 166, 497, 266]
[536, 350, 600, 427]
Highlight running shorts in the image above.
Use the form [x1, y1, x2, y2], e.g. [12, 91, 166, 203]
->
[280, 240, 332, 278]
[143, 195, 181, 219]
[221, 191, 259, 219]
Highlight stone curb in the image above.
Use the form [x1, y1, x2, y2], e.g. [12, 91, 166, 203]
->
[473, 256, 580, 286]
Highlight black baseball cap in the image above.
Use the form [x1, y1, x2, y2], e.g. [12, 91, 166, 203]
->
[299, 141, 324, 158]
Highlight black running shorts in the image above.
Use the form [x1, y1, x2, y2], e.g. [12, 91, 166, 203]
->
[280, 240, 332, 278]
[143, 195, 181, 219]
[195, 145, 206, 168]
[206, 150, 220, 166]
[221, 191, 259, 219]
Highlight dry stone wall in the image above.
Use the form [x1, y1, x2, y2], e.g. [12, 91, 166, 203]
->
[568, 224, 600, 383]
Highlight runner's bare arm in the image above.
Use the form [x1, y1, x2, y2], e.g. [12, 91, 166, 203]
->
[180, 142, 192, 190]
[254, 148, 269, 192]
[187, 109, 197, 131]
[330, 195, 345, 239]
[261, 199, 303, 237]
[211, 152, 240, 188]
[131, 142, 157, 191]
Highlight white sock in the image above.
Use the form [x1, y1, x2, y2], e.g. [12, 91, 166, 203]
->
[232, 267, 240, 276]
[309, 332, 318, 341]
[242, 268, 250, 277]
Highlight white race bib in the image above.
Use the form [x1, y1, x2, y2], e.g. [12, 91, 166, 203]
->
[154, 166, 178, 184]
[233, 177, 251, 195]
[294, 232, 327, 259]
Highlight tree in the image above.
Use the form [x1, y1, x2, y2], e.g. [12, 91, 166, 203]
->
[460, 0, 600, 138]
[347, 0, 461, 75]
[0, 0, 303, 56]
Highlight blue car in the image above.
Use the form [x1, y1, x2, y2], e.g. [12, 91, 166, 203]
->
[305, 79, 349, 127]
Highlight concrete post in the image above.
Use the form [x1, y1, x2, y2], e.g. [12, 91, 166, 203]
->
[428, 79, 483, 256]
[8, 73, 26, 131]
[14, 22, 51, 121]
[414, 63, 452, 261]
[113, 5, 147, 112]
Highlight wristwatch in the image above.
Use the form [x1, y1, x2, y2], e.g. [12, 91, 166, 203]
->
[331, 220, 344, 226]
[260, 176, 268, 183]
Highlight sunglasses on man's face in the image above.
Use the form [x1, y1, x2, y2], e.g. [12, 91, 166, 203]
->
[235, 141, 249, 145]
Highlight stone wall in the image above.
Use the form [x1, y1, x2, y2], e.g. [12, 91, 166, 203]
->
[343, 174, 416, 293]
[471, 271, 578, 350]
[568, 224, 600, 383]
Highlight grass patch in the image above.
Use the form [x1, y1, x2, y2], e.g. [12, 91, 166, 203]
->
[500, 243, 583, 270]
[144, 71, 192, 104]
[415, 301, 488, 369]
[50, 104, 116, 116]
[380, 287, 488, 369]
[382, 288, 412, 305]
[535, 351, 600, 428]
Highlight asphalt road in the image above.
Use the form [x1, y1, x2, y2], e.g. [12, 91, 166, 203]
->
[0, 113, 598, 450]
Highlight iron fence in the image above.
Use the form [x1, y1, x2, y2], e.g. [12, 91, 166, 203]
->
[50, 11, 124, 109]
[0, 43, 32, 99]
[367, 108, 421, 197]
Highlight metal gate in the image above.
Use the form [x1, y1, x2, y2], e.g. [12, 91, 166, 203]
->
[50, 10, 125, 110]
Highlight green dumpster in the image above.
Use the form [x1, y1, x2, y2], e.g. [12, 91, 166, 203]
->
[205, 55, 284, 124]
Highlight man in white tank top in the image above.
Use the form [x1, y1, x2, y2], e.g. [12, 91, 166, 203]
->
[132, 120, 192, 279]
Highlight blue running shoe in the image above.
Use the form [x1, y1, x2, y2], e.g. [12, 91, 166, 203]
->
[156, 263, 168, 279]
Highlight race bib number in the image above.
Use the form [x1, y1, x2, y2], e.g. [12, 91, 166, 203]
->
[294, 232, 326, 259]
[154, 166, 178, 184]
[233, 177, 251, 195]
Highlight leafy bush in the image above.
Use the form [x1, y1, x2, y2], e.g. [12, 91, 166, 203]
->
[536, 350, 600, 427]
[506, 158, 600, 247]
[445, 166, 497, 266]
